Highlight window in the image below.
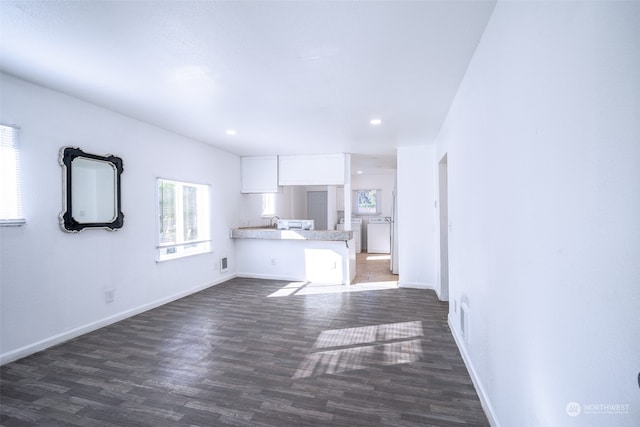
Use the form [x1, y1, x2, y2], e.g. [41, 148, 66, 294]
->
[157, 178, 210, 261]
[262, 193, 275, 217]
[0, 124, 24, 225]
[354, 189, 380, 215]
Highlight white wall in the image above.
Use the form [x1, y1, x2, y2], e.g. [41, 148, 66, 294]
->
[0, 74, 241, 364]
[397, 145, 436, 289]
[435, 2, 640, 426]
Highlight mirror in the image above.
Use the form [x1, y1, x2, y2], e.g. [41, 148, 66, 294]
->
[59, 147, 124, 232]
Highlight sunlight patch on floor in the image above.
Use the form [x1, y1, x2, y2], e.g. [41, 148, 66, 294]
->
[293, 321, 424, 379]
[366, 254, 391, 261]
[267, 280, 397, 297]
[351, 280, 398, 289]
[266, 281, 307, 298]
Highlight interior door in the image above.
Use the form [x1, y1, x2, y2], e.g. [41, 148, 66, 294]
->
[307, 191, 328, 230]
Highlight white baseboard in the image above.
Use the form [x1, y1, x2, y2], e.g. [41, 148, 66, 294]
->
[0, 274, 236, 366]
[398, 281, 435, 290]
[448, 315, 500, 427]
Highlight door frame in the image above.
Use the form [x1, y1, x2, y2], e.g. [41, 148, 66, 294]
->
[438, 153, 449, 301]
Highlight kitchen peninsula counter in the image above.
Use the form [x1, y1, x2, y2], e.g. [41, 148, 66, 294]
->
[230, 227, 352, 241]
[231, 228, 356, 285]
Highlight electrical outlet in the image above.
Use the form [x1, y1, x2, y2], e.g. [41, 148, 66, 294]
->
[104, 289, 114, 303]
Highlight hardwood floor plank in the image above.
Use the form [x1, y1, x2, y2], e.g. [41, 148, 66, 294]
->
[1, 272, 488, 426]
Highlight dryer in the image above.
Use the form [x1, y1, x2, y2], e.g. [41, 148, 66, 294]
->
[367, 217, 391, 254]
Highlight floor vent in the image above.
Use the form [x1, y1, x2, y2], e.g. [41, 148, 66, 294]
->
[220, 256, 228, 273]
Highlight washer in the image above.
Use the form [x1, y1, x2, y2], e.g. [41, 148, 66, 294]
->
[367, 217, 391, 253]
[337, 218, 362, 253]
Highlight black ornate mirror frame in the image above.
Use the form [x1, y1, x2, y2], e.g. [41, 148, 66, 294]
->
[59, 147, 124, 232]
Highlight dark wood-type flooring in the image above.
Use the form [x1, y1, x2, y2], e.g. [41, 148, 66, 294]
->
[0, 254, 488, 426]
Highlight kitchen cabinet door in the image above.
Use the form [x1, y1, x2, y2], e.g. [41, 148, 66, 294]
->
[241, 156, 279, 193]
[278, 154, 345, 186]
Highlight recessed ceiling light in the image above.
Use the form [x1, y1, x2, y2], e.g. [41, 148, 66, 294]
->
[370, 118, 382, 126]
[357, 170, 364, 174]
[226, 129, 237, 136]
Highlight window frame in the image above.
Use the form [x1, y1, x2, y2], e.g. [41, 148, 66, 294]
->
[261, 193, 276, 218]
[353, 189, 380, 216]
[0, 124, 25, 226]
[156, 177, 211, 262]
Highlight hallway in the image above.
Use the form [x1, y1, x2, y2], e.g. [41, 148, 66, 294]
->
[352, 252, 398, 286]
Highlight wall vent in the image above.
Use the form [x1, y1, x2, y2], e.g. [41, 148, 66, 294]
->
[460, 302, 469, 344]
[220, 256, 228, 273]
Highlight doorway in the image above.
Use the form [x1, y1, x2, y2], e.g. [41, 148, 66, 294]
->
[438, 154, 449, 301]
[307, 191, 328, 230]
[352, 252, 397, 286]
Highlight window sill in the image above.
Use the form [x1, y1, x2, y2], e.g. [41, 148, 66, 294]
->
[156, 250, 213, 263]
[0, 219, 26, 227]
[156, 242, 212, 263]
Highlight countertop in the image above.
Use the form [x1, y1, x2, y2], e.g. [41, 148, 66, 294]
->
[230, 227, 353, 241]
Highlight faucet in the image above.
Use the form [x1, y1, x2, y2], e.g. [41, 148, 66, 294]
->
[270, 216, 280, 228]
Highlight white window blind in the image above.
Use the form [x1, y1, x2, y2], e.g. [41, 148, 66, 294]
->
[0, 124, 25, 225]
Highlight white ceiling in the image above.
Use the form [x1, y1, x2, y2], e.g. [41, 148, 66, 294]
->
[0, 0, 495, 174]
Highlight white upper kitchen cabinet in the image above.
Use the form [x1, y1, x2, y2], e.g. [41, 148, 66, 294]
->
[241, 156, 279, 193]
[278, 154, 345, 186]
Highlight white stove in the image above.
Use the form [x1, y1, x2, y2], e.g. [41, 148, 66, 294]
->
[276, 219, 315, 230]
[368, 217, 391, 224]
[367, 217, 391, 253]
